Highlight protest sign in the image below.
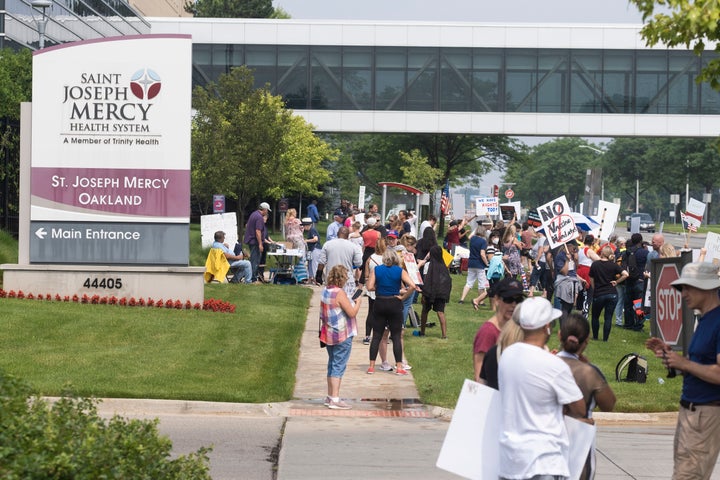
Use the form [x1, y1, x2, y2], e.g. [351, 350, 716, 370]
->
[537, 195, 577, 249]
[704, 232, 720, 262]
[475, 197, 499, 217]
[500, 205, 516, 222]
[403, 251, 423, 285]
[594, 200, 620, 241]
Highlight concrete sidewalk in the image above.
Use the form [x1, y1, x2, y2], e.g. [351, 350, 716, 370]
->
[94, 285, 720, 480]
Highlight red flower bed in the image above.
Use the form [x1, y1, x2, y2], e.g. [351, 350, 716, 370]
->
[0, 289, 235, 314]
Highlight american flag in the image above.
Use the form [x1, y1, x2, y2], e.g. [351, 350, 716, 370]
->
[440, 180, 450, 215]
[681, 211, 700, 232]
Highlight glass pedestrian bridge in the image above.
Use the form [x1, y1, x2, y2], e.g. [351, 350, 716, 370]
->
[152, 19, 720, 136]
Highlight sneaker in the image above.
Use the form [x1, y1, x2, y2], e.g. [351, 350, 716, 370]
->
[366, 366, 375, 374]
[402, 363, 412, 370]
[395, 368, 409, 376]
[362, 336, 370, 345]
[458, 300, 464, 304]
[323, 396, 331, 406]
[327, 399, 351, 410]
[379, 362, 393, 371]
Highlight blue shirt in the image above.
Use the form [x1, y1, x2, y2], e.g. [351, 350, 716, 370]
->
[326, 221, 342, 242]
[682, 305, 720, 403]
[307, 203, 319, 223]
[468, 235, 488, 269]
[374, 265, 402, 296]
[212, 241, 232, 255]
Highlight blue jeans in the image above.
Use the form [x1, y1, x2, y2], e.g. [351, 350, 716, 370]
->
[592, 293, 618, 341]
[230, 259, 252, 283]
[326, 336, 353, 378]
[249, 243, 261, 281]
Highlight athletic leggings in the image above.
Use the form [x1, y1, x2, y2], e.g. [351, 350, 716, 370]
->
[369, 296, 404, 363]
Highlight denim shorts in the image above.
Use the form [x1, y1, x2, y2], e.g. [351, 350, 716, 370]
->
[326, 336, 353, 378]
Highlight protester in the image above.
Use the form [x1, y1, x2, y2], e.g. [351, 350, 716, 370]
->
[458, 225, 489, 309]
[589, 246, 629, 341]
[419, 245, 452, 338]
[646, 262, 720, 480]
[498, 297, 586, 480]
[244, 201, 272, 283]
[472, 277, 524, 382]
[319, 265, 363, 410]
[621, 233, 649, 331]
[365, 249, 420, 376]
[557, 312, 617, 480]
[303, 217, 321, 283]
[478, 318, 524, 390]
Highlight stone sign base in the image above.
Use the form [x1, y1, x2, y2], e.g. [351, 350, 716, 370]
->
[1, 264, 206, 305]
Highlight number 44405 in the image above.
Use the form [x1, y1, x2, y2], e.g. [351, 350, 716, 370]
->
[83, 278, 122, 289]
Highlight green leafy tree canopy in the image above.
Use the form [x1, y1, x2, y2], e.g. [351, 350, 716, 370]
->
[185, 0, 275, 18]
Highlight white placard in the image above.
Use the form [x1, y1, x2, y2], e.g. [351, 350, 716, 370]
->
[475, 197, 499, 217]
[687, 197, 706, 218]
[594, 200, 620, 241]
[200, 212, 238, 249]
[704, 232, 720, 261]
[436, 379, 596, 480]
[537, 195, 577, 249]
[402, 251, 423, 285]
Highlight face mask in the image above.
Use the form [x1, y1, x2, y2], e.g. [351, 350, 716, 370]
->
[492, 238, 499, 244]
[546, 327, 552, 336]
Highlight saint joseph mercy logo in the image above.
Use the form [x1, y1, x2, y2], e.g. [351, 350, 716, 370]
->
[130, 68, 162, 100]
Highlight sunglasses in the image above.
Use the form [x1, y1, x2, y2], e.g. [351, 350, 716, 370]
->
[501, 296, 525, 304]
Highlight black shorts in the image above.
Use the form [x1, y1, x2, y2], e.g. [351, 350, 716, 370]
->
[422, 296, 446, 313]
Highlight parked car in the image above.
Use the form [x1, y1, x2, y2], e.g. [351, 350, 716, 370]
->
[626, 213, 655, 232]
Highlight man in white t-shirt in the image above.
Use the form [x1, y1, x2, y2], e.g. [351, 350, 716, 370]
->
[498, 297, 586, 480]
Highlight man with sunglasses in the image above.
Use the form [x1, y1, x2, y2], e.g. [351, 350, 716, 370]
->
[472, 277, 524, 382]
[498, 297, 586, 480]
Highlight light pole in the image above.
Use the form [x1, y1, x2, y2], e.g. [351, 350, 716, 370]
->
[31, 0, 52, 49]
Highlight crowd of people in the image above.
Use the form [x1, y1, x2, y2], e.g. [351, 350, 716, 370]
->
[219, 200, 720, 479]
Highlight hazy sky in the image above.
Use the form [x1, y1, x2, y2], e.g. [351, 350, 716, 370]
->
[273, 0, 647, 23]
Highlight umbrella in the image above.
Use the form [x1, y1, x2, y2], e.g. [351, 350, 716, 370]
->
[570, 212, 600, 233]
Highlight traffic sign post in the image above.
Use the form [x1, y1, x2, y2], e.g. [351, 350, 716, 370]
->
[505, 188, 514, 200]
[650, 252, 693, 353]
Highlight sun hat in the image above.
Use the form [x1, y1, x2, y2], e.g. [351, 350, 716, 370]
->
[366, 217, 377, 226]
[301, 217, 313, 225]
[671, 262, 720, 291]
[387, 230, 399, 239]
[259, 202, 271, 211]
[516, 297, 562, 330]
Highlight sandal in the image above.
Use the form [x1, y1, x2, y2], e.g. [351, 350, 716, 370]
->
[472, 300, 479, 311]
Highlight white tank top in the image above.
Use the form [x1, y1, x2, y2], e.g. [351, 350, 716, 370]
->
[578, 246, 594, 267]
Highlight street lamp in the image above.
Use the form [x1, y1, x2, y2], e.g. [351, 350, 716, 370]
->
[31, 0, 52, 49]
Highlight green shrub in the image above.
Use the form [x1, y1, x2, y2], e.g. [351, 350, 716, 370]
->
[0, 370, 211, 479]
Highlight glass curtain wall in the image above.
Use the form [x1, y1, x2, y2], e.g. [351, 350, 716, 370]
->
[191, 43, 719, 115]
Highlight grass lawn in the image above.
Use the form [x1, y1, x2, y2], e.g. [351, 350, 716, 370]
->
[404, 273, 683, 412]
[0, 226, 686, 411]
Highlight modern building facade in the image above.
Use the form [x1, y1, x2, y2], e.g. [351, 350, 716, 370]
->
[129, 0, 189, 18]
[0, 0, 149, 50]
[151, 18, 720, 137]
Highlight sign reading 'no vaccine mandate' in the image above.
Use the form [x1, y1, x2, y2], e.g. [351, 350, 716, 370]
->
[30, 35, 192, 265]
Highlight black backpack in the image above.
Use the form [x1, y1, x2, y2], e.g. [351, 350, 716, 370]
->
[615, 353, 648, 383]
[621, 247, 641, 280]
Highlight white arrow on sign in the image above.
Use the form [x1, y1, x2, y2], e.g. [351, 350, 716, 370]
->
[35, 228, 47, 239]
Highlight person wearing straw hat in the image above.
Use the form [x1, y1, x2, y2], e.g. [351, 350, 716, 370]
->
[646, 262, 720, 480]
[498, 297, 586, 480]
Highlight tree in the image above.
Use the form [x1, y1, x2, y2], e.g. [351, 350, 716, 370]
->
[631, 0, 720, 89]
[191, 67, 335, 229]
[504, 138, 596, 209]
[185, 0, 275, 18]
[0, 48, 32, 232]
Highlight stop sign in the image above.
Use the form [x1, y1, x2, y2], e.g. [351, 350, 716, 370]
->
[505, 189, 515, 200]
[655, 264, 683, 345]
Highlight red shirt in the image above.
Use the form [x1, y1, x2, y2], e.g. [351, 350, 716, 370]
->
[362, 229, 380, 249]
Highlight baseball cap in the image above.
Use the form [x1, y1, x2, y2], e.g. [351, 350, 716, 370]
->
[301, 217, 313, 225]
[671, 262, 720, 291]
[489, 277, 524, 299]
[259, 202, 271, 211]
[334, 208, 345, 217]
[366, 217, 377, 226]
[516, 297, 562, 330]
[387, 230, 399, 239]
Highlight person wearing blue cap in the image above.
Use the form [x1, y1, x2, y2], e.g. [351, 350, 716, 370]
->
[326, 209, 345, 243]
